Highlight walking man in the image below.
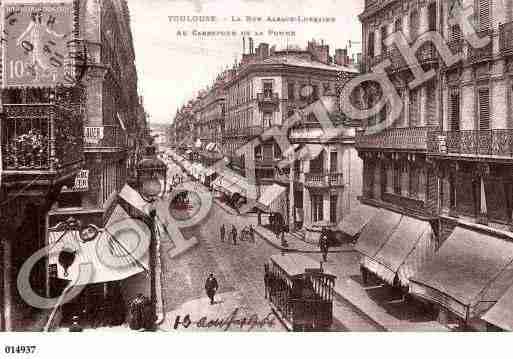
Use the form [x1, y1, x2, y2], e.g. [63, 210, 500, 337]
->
[204, 273, 219, 305]
[249, 225, 255, 243]
[220, 224, 225, 242]
[231, 225, 237, 245]
[320, 228, 329, 262]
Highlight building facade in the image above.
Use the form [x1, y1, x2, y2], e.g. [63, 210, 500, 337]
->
[0, 0, 143, 331]
[356, 0, 513, 331]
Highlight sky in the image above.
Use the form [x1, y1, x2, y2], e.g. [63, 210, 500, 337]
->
[127, 0, 364, 124]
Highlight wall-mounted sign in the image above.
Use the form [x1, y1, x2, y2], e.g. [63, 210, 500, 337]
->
[84, 127, 104, 144]
[2, 3, 75, 87]
[73, 169, 89, 191]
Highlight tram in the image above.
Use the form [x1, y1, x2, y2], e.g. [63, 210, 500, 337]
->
[265, 254, 336, 331]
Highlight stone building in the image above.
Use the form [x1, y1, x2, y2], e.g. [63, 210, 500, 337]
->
[355, 0, 513, 331]
[0, 0, 142, 331]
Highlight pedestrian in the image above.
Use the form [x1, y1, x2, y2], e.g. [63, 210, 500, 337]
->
[69, 315, 83, 332]
[204, 273, 219, 305]
[220, 224, 225, 242]
[320, 228, 329, 262]
[231, 225, 237, 245]
[249, 224, 255, 243]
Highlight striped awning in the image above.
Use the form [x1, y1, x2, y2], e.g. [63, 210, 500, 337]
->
[337, 204, 379, 238]
[258, 184, 287, 213]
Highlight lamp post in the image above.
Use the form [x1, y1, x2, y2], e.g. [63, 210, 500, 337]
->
[136, 144, 167, 329]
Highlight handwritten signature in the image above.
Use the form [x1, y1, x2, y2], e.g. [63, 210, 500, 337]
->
[173, 308, 276, 331]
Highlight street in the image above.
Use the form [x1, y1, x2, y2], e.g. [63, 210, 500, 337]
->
[158, 157, 382, 332]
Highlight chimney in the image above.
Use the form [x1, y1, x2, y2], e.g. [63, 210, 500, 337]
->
[335, 48, 348, 66]
[308, 39, 329, 64]
[243, 37, 246, 55]
[260, 43, 269, 59]
[249, 37, 254, 55]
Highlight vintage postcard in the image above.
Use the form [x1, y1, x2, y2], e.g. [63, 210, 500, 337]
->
[0, 0, 512, 356]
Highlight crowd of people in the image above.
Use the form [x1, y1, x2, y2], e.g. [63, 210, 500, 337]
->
[219, 223, 256, 245]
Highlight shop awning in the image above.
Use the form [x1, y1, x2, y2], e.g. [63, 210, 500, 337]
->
[482, 284, 513, 331]
[212, 170, 258, 199]
[362, 215, 436, 287]
[410, 227, 513, 319]
[355, 208, 401, 259]
[48, 223, 150, 285]
[258, 184, 287, 213]
[337, 204, 379, 238]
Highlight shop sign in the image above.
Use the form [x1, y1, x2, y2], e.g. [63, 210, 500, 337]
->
[3, 3, 75, 87]
[84, 127, 104, 144]
[72, 169, 89, 191]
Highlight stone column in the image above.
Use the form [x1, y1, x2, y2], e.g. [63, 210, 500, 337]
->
[449, 162, 459, 218]
[289, 157, 296, 232]
[303, 188, 311, 227]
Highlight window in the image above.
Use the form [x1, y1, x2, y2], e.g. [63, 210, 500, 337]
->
[449, 89, 460, 131]
[478, 87, 490, 130]
[312, 195, 324, 222]
[312, 85, 319, 100]
[478, 0, 491, 32]
[274, 142, 282, 159]
[381, 25, 388, 55]
[428, 2, 437, 32]
[409, 89, 420, 127]
[368, 31, 375, 58]
[330, 195, 338, 223]
[426, 82, 437, 126]
[263, 81, 273, 97]
[288, 82, 295, 100]
[394, 18, 402, 33]
[263, 112, 272, 127]
[330, 152, 338, 173]
[410, 10, 419, 41]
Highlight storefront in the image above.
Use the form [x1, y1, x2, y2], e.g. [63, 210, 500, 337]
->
[355, 208, 436, 290]
[410, 227, 513, 330]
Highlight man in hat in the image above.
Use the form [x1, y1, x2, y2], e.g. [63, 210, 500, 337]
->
[231, 225, 237, 246]
[220, 224, 226, 242]
[204, 273, 219, 305]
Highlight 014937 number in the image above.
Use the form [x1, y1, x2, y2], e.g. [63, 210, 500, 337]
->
[4, 345, 37, 354]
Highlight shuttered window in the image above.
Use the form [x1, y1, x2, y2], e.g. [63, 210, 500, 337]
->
[449, 89, 460, 131]
[368, 32, 375, 58]
[428, 2, 437, 32]
[478, 0, 491, 32]
[427, 82, 437, 126]
[410, 10, 420, 41]
[478, 87, 490, 130]
[381, 25, 388, 55]
[409, 89, 420, 127]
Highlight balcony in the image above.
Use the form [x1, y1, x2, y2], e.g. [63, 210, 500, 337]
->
[1, 103, 83, 184]
[304, 172, 344, 188]
[416, 42, 438, 65]
[255, 156, 280, 169]
[356, 127, 432, 152]
[84, 125, 127, 152]
[257, 92, 280, 110]
[387, 47, 407, 72]
[427, 130, 513, 159]
[468, 31, 493, 63]
[275, 170, 300, 185]
[223, 126, 264, 139]
[500, 21, 513, 57]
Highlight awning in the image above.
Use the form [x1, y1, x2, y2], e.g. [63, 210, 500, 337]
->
[482, 284, 513, 331]
[410, 227, 513, 320]
[186, 150, 192, 155]
[48, 223, 149, 285]
[206, 143, 215, 151]
[299, 144, 323, 161]
[212, 170, 258, 200]
[258, 184, 287, 213]
[362, 215, 436, 287]
[355, 208, 401, 259]
[337, 204, 379, 237]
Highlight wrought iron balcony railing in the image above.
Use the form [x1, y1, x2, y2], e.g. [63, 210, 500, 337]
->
[257, 92, 280, 107]
[255, 156, 280, 168]
[356, 127, 432, 151]
[275, 170, 300, 184]
[2, 103, 83, 171]
[427, 130, 513, 158]
[500, 21, 513, 57]
[468, 31, 493, 63]
[304, 172, 344, 188]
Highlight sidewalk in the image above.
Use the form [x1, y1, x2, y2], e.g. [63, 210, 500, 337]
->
[255, 225, 447, 331]
[254, 225, 354, 253]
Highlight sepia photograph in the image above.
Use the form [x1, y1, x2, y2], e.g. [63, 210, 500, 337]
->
[0, 0, 511, 357]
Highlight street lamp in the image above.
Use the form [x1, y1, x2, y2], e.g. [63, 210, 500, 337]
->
[136, 144, 167, 329]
